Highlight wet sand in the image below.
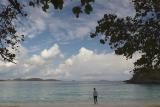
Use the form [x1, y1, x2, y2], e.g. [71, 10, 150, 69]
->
[1, 102, 160, 107]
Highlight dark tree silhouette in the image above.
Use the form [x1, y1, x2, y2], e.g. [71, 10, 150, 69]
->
[91, 0, 160, 82]
[0, 0, 26, 63]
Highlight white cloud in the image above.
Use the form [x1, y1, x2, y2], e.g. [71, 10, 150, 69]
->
[0, 45, 140, 81]
[53, 47, 139, 81]
[17, 7, 49, 38]
[28, 44, 63, 67]
[96, 0, 135, 17]
[41, 44, 61, 59]
[0, 44, 63, 79]
[29, 55, 45, 65]
[48, 0, 134, 42]
[16, 0, 135, 41]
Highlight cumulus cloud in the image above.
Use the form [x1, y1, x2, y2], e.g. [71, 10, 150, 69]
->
[0, 45, 140, 81]
[41, 44, 61, 59]
[28, 44, 63, 66]
[52, 47, 139, 81]
[0, 44, 63, 79]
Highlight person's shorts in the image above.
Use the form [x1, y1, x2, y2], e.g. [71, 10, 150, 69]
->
[94, 96, 97, 99]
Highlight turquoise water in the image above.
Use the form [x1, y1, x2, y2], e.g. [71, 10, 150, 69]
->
[0, 81, 160, 104]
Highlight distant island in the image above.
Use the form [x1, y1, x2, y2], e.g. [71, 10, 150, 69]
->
[0, 78, 60, 81]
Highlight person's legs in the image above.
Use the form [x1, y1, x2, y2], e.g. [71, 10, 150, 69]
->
[95, 96, 98, 104]
[94, 96, 98, 104]
[94, 96, 96, 104]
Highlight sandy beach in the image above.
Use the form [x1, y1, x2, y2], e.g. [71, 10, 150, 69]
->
[1, 102, 160, 107]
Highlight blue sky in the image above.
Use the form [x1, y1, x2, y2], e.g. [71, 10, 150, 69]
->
[0, 0, 139, 81]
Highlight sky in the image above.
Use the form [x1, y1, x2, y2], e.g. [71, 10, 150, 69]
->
[0, 0, 139, 81]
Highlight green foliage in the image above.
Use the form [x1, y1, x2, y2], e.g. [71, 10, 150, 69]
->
[126, 69, 160, 84]
[91, 0, 160, 75]
[72, 6, 82, 18]
[50, 0, 64, 9]
[100, 39, 105, 44]
[28, 0, 94, 16]
[84, 4, 93, 14]
[0, 0, 25, 63]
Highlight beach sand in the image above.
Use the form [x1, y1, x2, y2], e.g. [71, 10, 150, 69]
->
[1, 102, 160, 107]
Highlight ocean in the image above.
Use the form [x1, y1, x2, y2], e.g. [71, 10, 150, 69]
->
[0, 81, 160, 104]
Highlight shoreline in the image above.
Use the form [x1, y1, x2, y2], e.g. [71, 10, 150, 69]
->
[1, 101, 160, 107]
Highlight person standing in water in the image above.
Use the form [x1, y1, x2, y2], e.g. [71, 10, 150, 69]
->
[93, 88, 98, 104]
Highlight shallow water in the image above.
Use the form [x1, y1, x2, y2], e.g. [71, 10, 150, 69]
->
[0, 81, 160, 104]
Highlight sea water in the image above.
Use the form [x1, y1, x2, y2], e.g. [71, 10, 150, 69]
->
[0, 81, 160, 104]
